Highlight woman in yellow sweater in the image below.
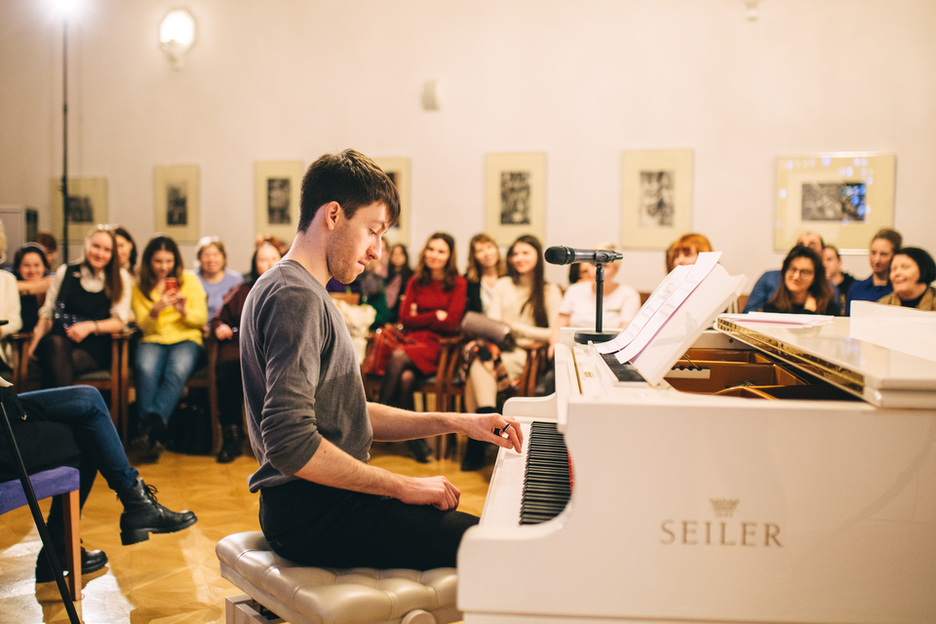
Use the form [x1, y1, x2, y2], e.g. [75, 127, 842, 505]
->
[130, 235, 208, 459]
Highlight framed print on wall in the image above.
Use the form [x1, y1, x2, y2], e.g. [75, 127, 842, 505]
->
[49, 177, 109, 243]
[620, 149, 693, 250]
[774, 153, 895, 251]
[255, 160, 305, 245]
[373, 157, 411, 246]
[154, 165, 200, 243]
[485, 152, 546, 246]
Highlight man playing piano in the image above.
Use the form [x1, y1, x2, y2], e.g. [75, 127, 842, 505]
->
[239, 149, 523, 571]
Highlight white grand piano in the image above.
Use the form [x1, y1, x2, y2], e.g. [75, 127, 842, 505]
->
[458, 262, 936, 624]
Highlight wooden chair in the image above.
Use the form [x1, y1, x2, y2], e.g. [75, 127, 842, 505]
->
[11, 331, 127, 427]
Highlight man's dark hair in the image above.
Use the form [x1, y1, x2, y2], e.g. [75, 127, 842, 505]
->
[871, 228, 902, 252]
[894, 247, 936, 285]
[297, 149, 400, 232]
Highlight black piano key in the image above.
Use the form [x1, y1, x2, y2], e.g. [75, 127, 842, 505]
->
[519, 421, 572, 525]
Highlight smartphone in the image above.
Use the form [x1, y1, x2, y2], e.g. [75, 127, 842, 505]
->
[165, 277, 178, 296]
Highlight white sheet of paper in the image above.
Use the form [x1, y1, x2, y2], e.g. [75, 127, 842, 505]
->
[594, 264, 693, 354]
[721, 312, 834, 327]
[614, 252, 722, 364]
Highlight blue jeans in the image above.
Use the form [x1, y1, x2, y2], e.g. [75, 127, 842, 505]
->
[134, 340, 204, 424]
[19, 386, 140, 540]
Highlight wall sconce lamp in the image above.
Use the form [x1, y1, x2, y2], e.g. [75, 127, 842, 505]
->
[159, 9, 196, 70]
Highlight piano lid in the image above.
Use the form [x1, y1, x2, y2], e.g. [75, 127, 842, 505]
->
[716, 314, 936, 409]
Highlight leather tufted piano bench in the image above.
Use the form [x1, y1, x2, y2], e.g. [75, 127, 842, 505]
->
[216, 531, 461, 624]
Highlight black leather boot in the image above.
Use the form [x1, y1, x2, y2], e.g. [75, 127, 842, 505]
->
[407, 438, 433, 463]
[216, 424, 242, 463]
[130, 413, 166, 460]
[117, 479, 197, 545]
[35, 546, 108, 583]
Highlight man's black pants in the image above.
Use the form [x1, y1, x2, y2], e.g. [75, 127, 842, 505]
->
[259, 479, 479, 570]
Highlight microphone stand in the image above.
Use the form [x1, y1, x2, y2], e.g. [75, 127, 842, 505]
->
[574, 262, 616, 345]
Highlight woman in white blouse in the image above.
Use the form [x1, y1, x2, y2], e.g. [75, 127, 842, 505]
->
[27, 226, 131, 388]
[461, 235, 562, 470]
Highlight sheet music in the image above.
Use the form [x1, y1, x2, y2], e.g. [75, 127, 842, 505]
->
[615, 251, 721, 364]
[594, 264, 693, 354]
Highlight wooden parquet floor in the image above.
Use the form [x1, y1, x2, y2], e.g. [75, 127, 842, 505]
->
[0, 439, 493, 624]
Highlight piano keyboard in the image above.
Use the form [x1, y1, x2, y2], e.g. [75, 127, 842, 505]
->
[521, 421, 572, 525]
[480, 420, 572, 528]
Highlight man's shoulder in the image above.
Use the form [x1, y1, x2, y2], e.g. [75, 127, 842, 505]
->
[247, 262, 331, 318]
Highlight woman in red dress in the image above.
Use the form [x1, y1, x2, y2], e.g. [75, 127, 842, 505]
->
[378, 232, 466, 462]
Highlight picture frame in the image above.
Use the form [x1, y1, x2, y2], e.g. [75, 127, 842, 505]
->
[774, 153, 896, 251]
[49, 177, 109, 243]
[254, 160, 305, 245]
[373, 157, 411, 246]
[484, 152, 547, 246]
[620, 149, 694, 250]
[154, 165, 200, 243]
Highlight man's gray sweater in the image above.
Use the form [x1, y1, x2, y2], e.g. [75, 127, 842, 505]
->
[240, 259, 371, 493]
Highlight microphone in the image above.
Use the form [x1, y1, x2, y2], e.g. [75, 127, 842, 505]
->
[544, 246, 623, 265]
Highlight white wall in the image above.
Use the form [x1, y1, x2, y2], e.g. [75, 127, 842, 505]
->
[1, 0, 934, 291]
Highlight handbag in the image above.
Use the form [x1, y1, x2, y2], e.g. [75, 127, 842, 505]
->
[459, 311, 516, 350]
[362, 324, 413, 376]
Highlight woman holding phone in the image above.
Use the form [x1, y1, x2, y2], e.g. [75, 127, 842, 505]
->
[130, 235, 208, 460]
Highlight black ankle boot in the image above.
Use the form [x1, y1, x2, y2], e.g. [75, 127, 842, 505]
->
[407, 438, 433, 463]
[35, 546, 108, 583]
[216, 425, 242, 463]
[131, 413, 166, 460]
[117, 479, 197, 545]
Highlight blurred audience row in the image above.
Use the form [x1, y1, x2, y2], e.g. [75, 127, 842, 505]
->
[2, 220, 933, 471]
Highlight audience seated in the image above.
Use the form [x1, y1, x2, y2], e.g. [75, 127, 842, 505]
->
[844, 228, 902, 315]
[1, 236, 23, 374]
[821, 244, 856, 315]
[358, 256, 391, 330]
[377, 233, 466, 463]
[254, 233, 289, 256]
[131, 235, 208, 461]
[461, 234, 561, 471]
[876, 247, 936, 311]
[195, 236, 242, 320]
[0, 384, 196, 582]
[113, 226, 139, 278]
[743, 231, 824, 313]
[27, 226, 131, 389]
[550, 243, 639, 354]
[385, 243, 414, 323]
[211, 241, 283, 462]
[669, 233, 713, 267]
[13, 243, 54, 333]
[33, 231, 60, 269]
[762, 246, 838, 315]
[465, 233, 506, 314]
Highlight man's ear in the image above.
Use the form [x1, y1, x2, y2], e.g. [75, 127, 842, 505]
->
[323, 201, 342, 231]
